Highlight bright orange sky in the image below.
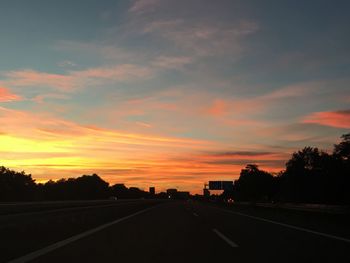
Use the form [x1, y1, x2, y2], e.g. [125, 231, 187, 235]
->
[1, 1, 349, 194]
[0, 108, 289, 193]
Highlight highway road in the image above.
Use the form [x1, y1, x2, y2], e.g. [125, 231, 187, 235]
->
[1, 200, 349, 263]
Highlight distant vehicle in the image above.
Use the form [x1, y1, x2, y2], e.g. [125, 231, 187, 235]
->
[226, 198, 234, 204]
[109, 196, 118, 200]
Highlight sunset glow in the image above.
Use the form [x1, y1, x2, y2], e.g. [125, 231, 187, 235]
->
[1, 0, 349, 194]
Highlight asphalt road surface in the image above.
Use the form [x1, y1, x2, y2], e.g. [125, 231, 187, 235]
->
[1, 200, 349, 263]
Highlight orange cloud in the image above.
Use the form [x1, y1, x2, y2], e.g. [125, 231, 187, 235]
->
[205, 99, 229, 116]
[5, 70, 75, 91]
[0, 86, 22, 102]
[1, 104, 288, 193]
[0, 106, 222, 193]
[303, 110, 350, 128]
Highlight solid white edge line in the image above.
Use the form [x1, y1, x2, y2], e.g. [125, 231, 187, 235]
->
[212, 228, 239, 248]
[7, 205, 159, 263]
[215, 206, 350, 243]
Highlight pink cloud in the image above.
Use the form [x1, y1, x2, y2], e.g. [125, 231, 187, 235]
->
[204, 99, 229, 116]
[303, 110, 350, 128]
[0, 86, 22, 102]
[4, 70, 76, 91]
[2, 64, 154, 92]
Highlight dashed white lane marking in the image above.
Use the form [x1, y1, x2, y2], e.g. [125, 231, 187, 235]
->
[7, 205, 159, 263]
[215, 207, 350, 244]
[193, 212, 199, 217]
[212, 228, 239, 248]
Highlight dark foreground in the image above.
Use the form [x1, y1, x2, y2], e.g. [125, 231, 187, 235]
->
[0, 200, 349, 263]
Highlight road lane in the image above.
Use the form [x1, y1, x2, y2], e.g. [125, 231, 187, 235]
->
[191, 201, 350, 263]
[215, 206, 350, 243]
[30, 201, 236, 263]
[0, 200, 151, 222]
[0, 200, 164, 262]
[0, 199, 142, 216]
[2, 200, 349, 263]
[7, 206, 160, 263]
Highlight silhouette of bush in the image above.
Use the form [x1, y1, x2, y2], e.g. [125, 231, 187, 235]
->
[229, 133, 350, 204]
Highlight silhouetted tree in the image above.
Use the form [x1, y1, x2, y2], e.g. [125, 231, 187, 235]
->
[42, 174, 109, 200]
[110, 184, 129, 199]
[332, 133, 350, 204]
[74, 174, 109, 199]
[110, 184, 149, 199]
[278, 147, 327, 203]
[234, 164, 274, 202]
[0, 166, 36, 201]
[334, 133, 350, 161]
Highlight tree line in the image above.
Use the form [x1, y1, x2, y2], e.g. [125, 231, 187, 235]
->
[0, 170, 154, 201]
[1, 133, 349, 204]
[224, 133, 350, 204]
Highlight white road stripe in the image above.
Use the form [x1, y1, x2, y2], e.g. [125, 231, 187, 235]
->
[193, 212, 199, 217]
[7, 205, 159, 263]
[215, 207, 350, 243]
[212, 228, 238, 248]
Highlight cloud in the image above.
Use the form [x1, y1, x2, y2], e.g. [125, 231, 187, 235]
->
[2, 64, 154, 92]
[143, 19, 258, 56]
[56, 41, 139, 62]
[303, 110, 350, 128]
[72, 64, 153, 80]
[261, 83, 317, 100]
[0, 106, 209, 148]
[0, 104, 290, 193]
[135, 121, 152, 128]
[4, 70, 76, 91]
[204, 99, 229, 116]
[57, 60, 77, 68]
[0, 86, 22, 102]
[31, 93, 70, 103]
[181, 82, 316, 122]
[204, 159, 285, 168]
[207, 151, 275, 157]
[129, 0, 160, 14]
[198, 150, 288, 163]
[152, 56, 193, 69]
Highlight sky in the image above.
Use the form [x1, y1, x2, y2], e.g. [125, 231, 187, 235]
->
[0, 0, 349, 194]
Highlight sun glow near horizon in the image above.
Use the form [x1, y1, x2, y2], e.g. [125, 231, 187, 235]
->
[1, 0, 349, 194]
